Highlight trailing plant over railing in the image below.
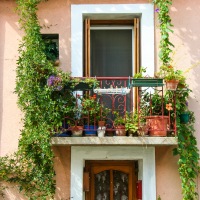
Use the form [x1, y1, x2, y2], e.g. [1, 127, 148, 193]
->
[154, 0, 200, 199]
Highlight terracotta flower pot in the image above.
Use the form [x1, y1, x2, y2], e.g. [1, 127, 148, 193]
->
[146, 116, 169, 137]
[98, 120, 106, 127]
[115, 125, 126, 136]
[105, 129, 115, 137]
[71, 126, 83, 137]
[165, 80, 179, 91]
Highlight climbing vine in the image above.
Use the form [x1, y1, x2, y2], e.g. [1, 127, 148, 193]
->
[154, 0, 200, 199]
[153, 0, 174, 65]
[0, 0, 73, 199]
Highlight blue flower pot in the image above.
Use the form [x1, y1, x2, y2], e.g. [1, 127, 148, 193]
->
[54, 131, 71, 137]
[84, 125, 97, 136]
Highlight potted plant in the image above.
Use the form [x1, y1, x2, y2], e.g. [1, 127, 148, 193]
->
[97, 104, 111, 137]
[175, 86, 191, 124]
[179, 100, 190, 124]
[125, 111, 139, 136]
[65, 77, 99, 91]
[81, 94, 100, 136]
[113, 111, 126, 136]
[132, 67, 164, 87]
[140, 91, 169, 137]
[157, 65, 186, 90]
[70, 104, 84, 137]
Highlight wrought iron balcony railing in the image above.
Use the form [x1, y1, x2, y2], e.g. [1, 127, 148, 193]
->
[54, 77, 177, 137]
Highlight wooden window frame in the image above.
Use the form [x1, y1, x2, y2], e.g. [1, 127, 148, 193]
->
[84, 18, 140, 108]
[84, 19, 140, 77]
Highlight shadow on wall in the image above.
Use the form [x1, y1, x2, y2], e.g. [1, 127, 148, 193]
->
[53, 146, 71, 200]
[0, 1, 22, 155]
[170, 0, 200, 195]
[0, 2, 5, 155]
[170, 0, 200, 139]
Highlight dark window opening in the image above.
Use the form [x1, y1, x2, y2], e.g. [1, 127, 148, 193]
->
[42, 34, 59, 64]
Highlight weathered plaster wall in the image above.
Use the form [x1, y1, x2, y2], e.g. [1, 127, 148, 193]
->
[0, 0, 200, 199]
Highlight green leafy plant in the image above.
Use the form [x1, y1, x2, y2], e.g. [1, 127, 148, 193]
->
[125, 111, 139, 135]
[153, 0, 174, 65]
[133, 67, 147, 78]
[80, 94, 110, 124]
[157, 65, 186, 86]
[113, 111, 126, 126]
[140, 91, 168, 117]
[43, 39, 59, 64]
[68, 77, 99, 90]
[173, 111, 200, 200]
[153, 1, 200, 197]
[0, 0, 74, 199]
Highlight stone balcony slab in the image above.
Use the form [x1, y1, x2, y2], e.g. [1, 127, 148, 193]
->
[51, 136, 178, 146]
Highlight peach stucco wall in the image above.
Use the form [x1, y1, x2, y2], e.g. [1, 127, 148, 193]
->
[0, 1, 22, 156]
[0, 0, 200, 199]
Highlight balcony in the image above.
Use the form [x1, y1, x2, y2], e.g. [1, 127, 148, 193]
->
[51, 77, 178, 146]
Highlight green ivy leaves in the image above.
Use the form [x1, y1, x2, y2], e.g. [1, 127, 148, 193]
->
[153, 0, 174, 65]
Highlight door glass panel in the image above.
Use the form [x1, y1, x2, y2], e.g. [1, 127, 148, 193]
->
[113, 170, 129, 200]
[95, 170, 110, 200]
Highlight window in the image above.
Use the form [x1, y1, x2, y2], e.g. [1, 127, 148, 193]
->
[84, 19, 140, 77]
[71, 4, 154, 77]
[42, 34, 59, 65]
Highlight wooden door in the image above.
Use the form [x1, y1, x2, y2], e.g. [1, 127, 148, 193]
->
[85, 160, 137, 200]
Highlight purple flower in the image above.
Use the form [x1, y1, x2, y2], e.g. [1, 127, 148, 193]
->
[155, 8, 159, 13]
[47, 75, 62, 90]
[185, 101, 188, 107]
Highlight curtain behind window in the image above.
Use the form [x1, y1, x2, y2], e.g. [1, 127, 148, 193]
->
[90, 29, 132, 77]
